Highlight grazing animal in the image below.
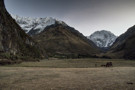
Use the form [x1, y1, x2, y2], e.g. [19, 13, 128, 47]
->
[101, 65, 106, 67]
[106, 62, 113, 67]
[127, 82, 133, 85]
[101, 62, 113, 67]
[106, 63, 110, 67]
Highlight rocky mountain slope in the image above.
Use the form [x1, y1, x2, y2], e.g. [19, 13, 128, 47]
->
[0, 0, 44, 61]
[111, 25, 135, 49]
[105, 25, 135, 59]
[87, 30, 117, 48]
[12, 15, 67, 36]
[34, 24, 100, 58]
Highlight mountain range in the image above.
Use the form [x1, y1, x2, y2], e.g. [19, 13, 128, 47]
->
[12, 15, 135, 59]
[11, 15, 102, 58]
[0, 0, 135, 62]
[12, 15, 118, 48]
[12, 15, 67, 36]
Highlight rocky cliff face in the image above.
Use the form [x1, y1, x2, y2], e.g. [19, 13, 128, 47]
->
[0, 0, 43, 60]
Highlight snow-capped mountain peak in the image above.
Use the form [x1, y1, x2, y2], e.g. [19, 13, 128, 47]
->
[87, 30, 117, 48]
[11, 14, 67, 35]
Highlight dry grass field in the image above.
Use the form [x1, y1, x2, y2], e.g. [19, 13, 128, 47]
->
[0, 58, 135, 90]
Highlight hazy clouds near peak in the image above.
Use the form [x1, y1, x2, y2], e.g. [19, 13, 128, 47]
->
[5, 0, 135, 36]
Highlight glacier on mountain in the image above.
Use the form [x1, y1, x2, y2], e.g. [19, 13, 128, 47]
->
[11, 15, 66, 35]
[87, 30, 117, 48]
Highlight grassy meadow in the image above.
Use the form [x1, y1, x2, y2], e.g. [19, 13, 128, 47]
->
[0, 58, 135, 90]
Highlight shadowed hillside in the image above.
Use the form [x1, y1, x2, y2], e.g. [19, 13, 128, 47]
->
[105, 25, 135, 59]
[34, 24, 100, 58]
[0, 0, 44, 61]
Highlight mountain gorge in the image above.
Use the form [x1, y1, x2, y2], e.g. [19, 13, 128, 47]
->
[0, 0, 44, 61]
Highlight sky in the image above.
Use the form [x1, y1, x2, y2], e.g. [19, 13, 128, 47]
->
[4, 0, 135, 36]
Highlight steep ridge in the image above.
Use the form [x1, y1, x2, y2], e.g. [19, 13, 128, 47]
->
[0, 0, 44, 61]
[123, 32, 135, 59]
[105, 25, 135, 59]
[34, 24, 100, 58]
[111, 25, 135, 49]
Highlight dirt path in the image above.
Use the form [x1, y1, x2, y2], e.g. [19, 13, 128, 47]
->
[0, 67, 135, 90]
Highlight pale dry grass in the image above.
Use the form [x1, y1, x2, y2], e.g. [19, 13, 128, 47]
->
[0, 67, 135, 90]
[0, 59, 135, 90]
